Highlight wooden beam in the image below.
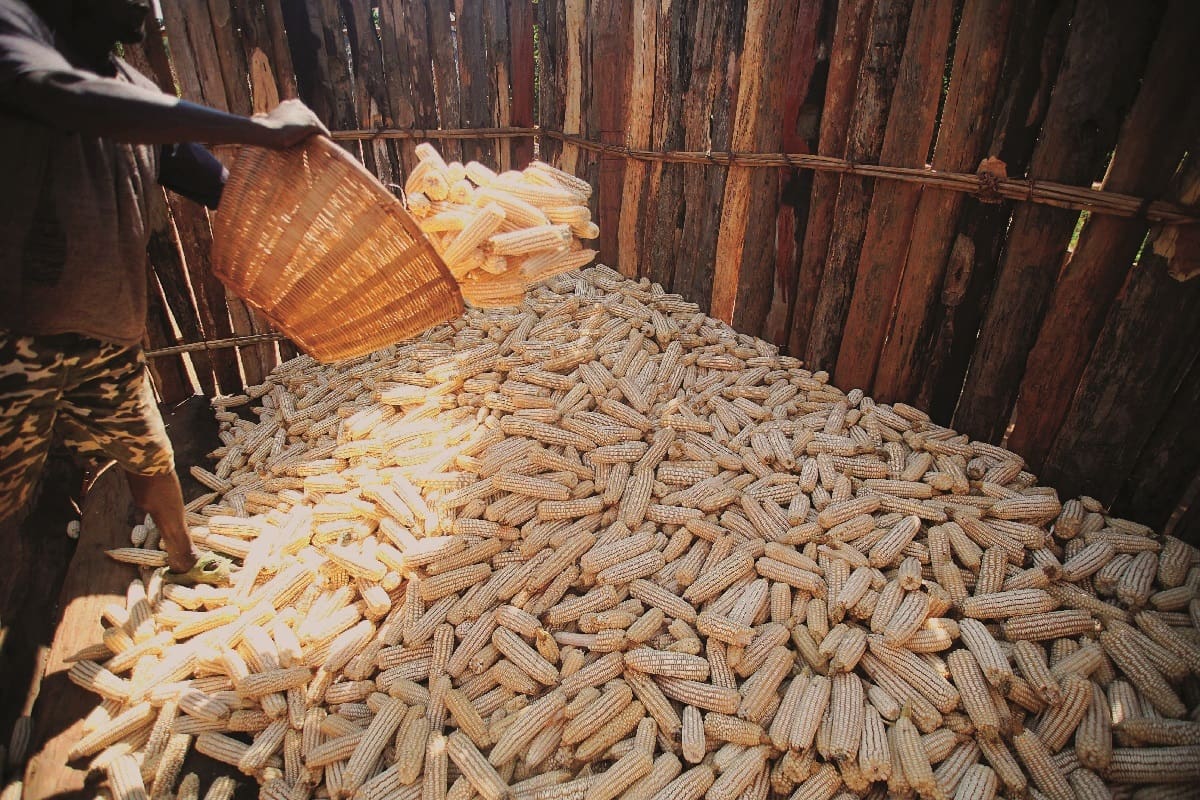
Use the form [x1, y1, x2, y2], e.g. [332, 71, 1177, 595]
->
[536, 0, 567, 165]
[762, 0, 829, 347]
[1115, 356, 1200, 540]
[640, 0, 689, 290]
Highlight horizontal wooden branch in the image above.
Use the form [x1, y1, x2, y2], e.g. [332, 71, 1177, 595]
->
[329, 126, 1199, 225]
[145, 332, 288, 359]
[330, 127, 541, 141]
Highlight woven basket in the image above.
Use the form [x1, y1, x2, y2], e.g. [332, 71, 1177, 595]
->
[211, 136, 463, 363]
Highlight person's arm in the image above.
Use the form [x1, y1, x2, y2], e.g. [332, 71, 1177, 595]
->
[159, 142, 228, 209]
[1, 65, 327, 148]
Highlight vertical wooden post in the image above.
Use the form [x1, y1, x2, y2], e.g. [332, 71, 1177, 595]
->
[786, 0, 873, 358]
[872, 0, 1016, 403]
[536, 0, 568, 165]
[616, 0, 657, 277]
[1041, 147, 1200, 506]
[712, 0, 803, 332]
[204, 0, 253, 114]
[509, 1, 537, 167]
[952, 0, 1163, 443]
[833, 0, 955, 391]
[144, 190, 215, 397]
[456, 0, 496, 165]
[922, 0, 1072, 421]
[640, 0, 693, 291]
[1008, 0, 1200, 467]
[804, 0, 914, 372]
[428, 1, 465, 163]
[671, 0, 747, 309]
[763, 0, 830, 347]
[591, 0, 632, 266]
[560, 0, 589, 175]
[340, 0, 398, 185]
[144, 278, 191, 404]
[1116, 357, 1200, 541]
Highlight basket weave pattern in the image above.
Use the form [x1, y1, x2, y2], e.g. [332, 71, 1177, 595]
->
[212, 137, 463, 363]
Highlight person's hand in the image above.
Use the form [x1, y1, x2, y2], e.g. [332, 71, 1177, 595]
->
[257, 99, 329, 148]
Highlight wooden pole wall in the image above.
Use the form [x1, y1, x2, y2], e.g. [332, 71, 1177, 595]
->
[137, 0, 1198, 538]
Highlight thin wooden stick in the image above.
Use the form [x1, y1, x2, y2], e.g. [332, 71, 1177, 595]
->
[145, 333, 288, 359]
[326, 126, 1197, 224]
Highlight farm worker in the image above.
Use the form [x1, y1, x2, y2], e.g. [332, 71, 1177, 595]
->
[0, 0, 327, 584]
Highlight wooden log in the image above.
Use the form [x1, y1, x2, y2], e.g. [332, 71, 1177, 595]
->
[509, 0, 537, 168]
[834, 0, 956, 391]
[485, 0, 514, 172]
[205, 0, 253, 114]
[923, 0, 1072, 421]
[340, 0, 397, 184]
[166, 196, 244, 393]
[160, 0, 227, 109]
[762, 0, 829, 346]
[804, 0, 914, 372]
[22, 469, 136, 799]
[560, 0, 590, 176]
[712, 0, 802, 330]
[160, 1, 272, 387]
[146, 189, 217, 397]
[1043, 147, 1200, 509]
[139, 14, 177, 95]
[1116, 358, 1200, 541]
[872, 0, 1017, 403]
[427, 0, 464, 163]
[640, 0, 689, 289]
[145, 268, 192, 404]
[786, 0, 873, 357]
[456, 0, 495, 166]
[671, 0, 746, 308]
[379, 0, 439, 172]
[297, 0, 358, 133]
[615, 0, 657, 277]
[261, 0, 299, 99]
[536, 0, 567, 166]
[591, 0, 632, 266]
[951, 0, 1163, 443]
[1007, 0, 1200, 468]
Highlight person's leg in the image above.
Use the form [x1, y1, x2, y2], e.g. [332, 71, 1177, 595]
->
[0, 332, 64, 527]
[55, 338, 199, 572]
[0, 332, 66, 623]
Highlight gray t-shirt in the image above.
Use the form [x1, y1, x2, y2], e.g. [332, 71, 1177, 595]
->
[0, 0, 160, 346]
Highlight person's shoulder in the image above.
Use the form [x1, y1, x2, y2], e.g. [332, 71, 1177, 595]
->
[0, 0, 54, 45]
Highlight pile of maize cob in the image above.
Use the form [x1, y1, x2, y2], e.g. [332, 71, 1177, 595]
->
[405, 144, 599, 309]
[53, 264, 1200, 800]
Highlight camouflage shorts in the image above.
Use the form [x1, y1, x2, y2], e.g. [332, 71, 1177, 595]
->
[0, 330, 175, 523]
